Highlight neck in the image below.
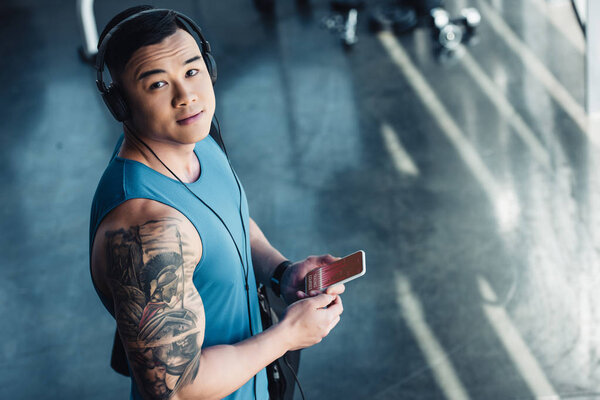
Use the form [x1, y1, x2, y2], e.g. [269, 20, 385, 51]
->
[119, 124, 200, 183]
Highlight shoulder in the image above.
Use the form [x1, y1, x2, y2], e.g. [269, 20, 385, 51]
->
[97, 198, 199, 245]
[91, 199, 202, 299]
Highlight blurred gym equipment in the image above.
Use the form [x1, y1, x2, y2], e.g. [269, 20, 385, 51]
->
[76, 0, 98, 64]
[321, 0, 365, 48]
[369, 1, 480, 52]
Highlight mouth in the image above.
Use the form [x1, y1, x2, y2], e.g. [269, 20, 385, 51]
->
[176, 110, 204, 125]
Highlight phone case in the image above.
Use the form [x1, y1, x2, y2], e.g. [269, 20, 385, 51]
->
[305, 250, 366, 292]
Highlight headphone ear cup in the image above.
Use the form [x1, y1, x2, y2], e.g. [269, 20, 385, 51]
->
[204, 53, 218, 85]
[102, 84, 130, 122]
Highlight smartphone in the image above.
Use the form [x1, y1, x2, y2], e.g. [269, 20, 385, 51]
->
[305, 250, 366, 293]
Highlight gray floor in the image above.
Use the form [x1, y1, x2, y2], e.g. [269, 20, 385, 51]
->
[1, 0, 599, 398]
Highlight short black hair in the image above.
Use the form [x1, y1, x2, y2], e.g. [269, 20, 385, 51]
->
[98, 5, 191, 83]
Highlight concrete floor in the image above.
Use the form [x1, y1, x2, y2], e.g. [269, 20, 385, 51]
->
[1, 0, 599, 398]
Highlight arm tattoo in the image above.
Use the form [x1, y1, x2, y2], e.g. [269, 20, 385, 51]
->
[106, 217, 202, 399]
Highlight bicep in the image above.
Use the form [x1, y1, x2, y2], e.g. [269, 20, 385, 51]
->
[105, 216, 205, 399]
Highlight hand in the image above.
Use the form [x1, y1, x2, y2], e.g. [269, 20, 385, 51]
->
[280, 254, 346, 304]
[280, 293, 344, 351]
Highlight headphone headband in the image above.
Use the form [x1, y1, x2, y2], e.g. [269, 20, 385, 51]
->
[95, 8, 214, 93]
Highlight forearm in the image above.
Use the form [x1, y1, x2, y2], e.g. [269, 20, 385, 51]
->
[249, 217, 287, 286]
[175, 322, 290, 400]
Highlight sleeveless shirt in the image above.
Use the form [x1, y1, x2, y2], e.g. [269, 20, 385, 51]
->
[89, 133, 268, 400]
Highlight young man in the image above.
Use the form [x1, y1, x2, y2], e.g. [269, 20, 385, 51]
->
[89, 6, 345, 400]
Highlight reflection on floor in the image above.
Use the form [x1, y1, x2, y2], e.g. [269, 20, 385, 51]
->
[1, 0, 599, 398]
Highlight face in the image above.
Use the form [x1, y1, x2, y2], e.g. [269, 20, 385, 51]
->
[120, 29, 216, 145]
[138, 349, 168, 397]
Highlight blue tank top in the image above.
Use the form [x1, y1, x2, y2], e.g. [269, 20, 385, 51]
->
[89, 134, 268, 400]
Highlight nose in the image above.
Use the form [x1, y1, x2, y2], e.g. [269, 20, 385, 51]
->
[172, 80, 198, 108]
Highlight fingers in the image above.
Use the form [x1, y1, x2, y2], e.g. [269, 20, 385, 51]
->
[325, 298, 343, 334]
[310, 293, 336, 308]
[303, 284, 345, 298]
[296, 290, 309, 299]
[325, 283, 345, 296]
[325, 294, 343, 316]
[319, 254, 341, 265]
[306, 254, 340, 268]
[296, 290, 329, 302]
[327, 315, 341, 333]
[307, 287, 344, 299]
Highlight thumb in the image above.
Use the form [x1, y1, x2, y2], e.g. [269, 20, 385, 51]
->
[296, 291, 309, 299]
[310, 293, 335, 308]
[320, 254, 340, 264]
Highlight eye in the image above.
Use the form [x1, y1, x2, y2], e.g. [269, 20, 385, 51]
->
[186, 69, 199, 77]
[149, 81, 166, 90]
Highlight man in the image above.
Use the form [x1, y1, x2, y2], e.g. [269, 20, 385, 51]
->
[89, 5, 345, 400]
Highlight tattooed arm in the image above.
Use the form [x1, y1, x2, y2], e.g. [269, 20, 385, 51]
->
[97, 202, 206, 399]
[92, 200, 343, 400]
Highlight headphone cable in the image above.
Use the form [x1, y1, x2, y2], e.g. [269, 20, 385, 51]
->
[570, 0, 585, 36]
[284, 354, 306, 400]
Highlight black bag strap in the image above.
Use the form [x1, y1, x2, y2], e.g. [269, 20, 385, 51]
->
[110, 329, 130, 376]
[257, 284, 288, 399]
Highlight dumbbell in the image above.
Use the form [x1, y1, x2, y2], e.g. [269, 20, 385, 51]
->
[430, 8, 461, 49]
[430, 7, 480, 49]
[457, 7, 481, 42]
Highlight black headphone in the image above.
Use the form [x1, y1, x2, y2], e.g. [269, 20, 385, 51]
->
[95, 8, 218, 122]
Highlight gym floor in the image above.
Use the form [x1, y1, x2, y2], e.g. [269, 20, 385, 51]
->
[1, 0, 598, 398]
